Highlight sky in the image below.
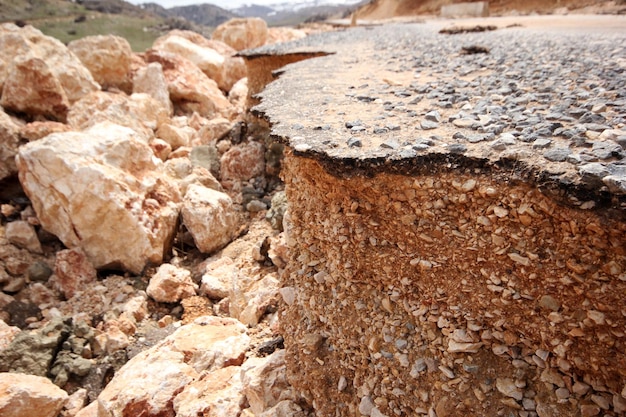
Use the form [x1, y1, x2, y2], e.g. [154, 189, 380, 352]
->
[127, 0, 357, 10]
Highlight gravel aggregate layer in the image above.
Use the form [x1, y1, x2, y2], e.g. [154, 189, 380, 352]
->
[253, 19, 626, 211]
[250, 17, 626, 417]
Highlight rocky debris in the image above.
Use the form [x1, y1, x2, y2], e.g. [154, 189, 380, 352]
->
[49, 249, 97, 300]
[147, 263, 197, 303]
[68, 35, 132, 92]
[67, 91, 168, 139]
[0, 318, 71, 376]
[5, 220, 42, 254]
[16, 122, 182, 274]
[18, 121, 72, 143]
[242, 350, 293, 414]
[0, 15, 313, 417]
[211, 17, 269, 51]
[0, 319, 20, 350]
[266, 191, 287, 232]
[95, 316, 250, 416]
[230, 271, 280, 327]
[1, 55, 71, 121]
[0, 373, 68, 417]
[181, 184, 239, 254]
[152, 33, 246, 93]
[220, 140, 266, 186]
[174, 365, 246, 417]
[164, 156, 222, 195]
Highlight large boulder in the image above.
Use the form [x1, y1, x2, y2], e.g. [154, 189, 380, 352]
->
[16, 122, 181, 274]
[133, 62, 173, 116]
[152, 33, 246, 92]
[68, 91, 169, 140]
[68, 35, 133, 92]
[0, 373, 68, 417]
[0, 107, 21, 180]
[0, 55, 70, 121]
[181, 184, 239, 254]
[211, 18, 269, 51]
[0, 23, 99, 103]
[96, 316, 250, 417]
[173, 366, 246, 417]
[145, 49, 236, 120]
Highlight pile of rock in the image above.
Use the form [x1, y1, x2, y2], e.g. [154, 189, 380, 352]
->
[0, 17, 307, 417]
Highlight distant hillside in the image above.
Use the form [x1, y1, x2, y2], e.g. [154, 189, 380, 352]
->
[0, 0, 85, 21]
[233, 4, 275, 18]
[0, 0, 174, 52]
[231, 1, 366, 26]
[168, 3, 240, 28]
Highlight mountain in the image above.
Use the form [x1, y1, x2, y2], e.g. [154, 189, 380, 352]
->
[168, 3, 240, 28]
[231, 0, 366, 26]
[0, 0, 186, 51]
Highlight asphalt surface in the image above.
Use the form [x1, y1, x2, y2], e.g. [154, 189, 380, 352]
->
[251, 17, 626, 211]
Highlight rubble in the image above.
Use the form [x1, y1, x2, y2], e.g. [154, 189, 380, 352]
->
[1, 11, 622, 417]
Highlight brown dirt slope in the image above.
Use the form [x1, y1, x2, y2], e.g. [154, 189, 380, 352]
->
[356, 0, 624, 19]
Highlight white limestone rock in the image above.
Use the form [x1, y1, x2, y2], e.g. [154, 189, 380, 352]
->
[181, 184, 239, 254]
[68, 35, 132, 91]
[5, 220, 42, 254]
[96, 316, 250, 417]
[173, 366, 246, 417]
[0, 373, 68, 417]
[147, 263, 197, 303]
[242, 350, 294, 415]
[133, 62, 173, 116]
[68, 91, 168, 140]
[16, 122, 182, 274]
[211, 18, 269, 51]
[0, 23, 99, 103]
